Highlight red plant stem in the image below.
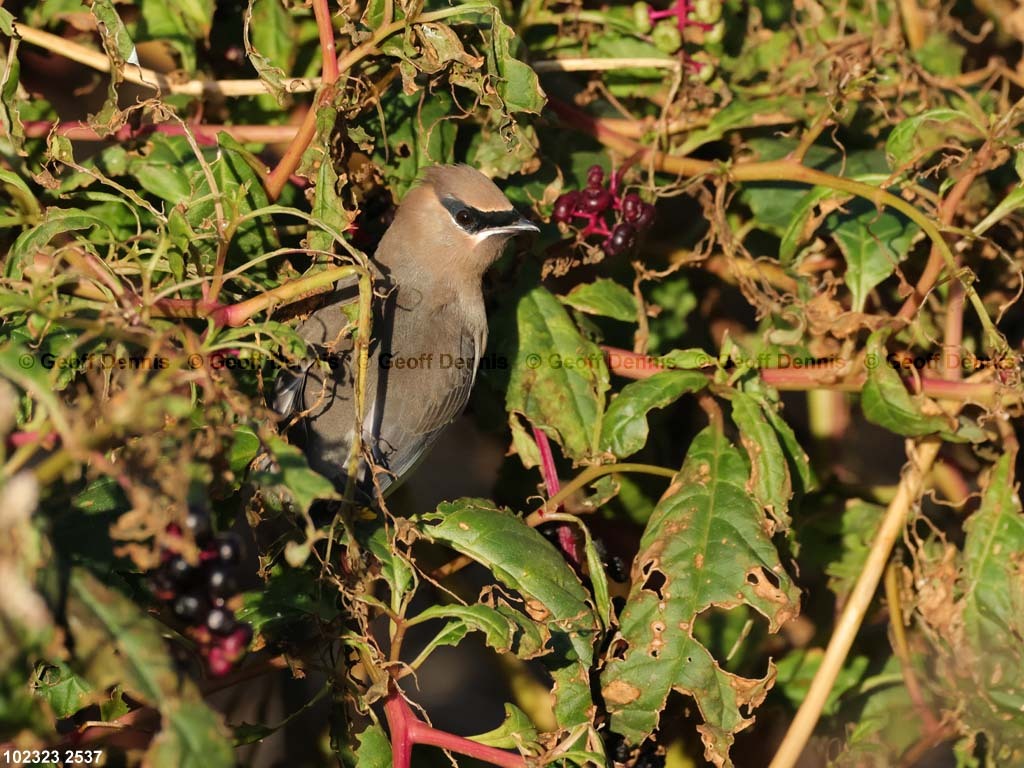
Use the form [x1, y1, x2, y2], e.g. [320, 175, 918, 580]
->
[532, 426, 561, 498]
[264, 0, 339, 200]
[383, 691, 526, 768]
[531, 426, 579, 564]
[599, 345, 1004, 402]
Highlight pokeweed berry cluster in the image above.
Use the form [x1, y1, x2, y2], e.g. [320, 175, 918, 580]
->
[150, 505, 252, 677]
[552, 166, 656, 257]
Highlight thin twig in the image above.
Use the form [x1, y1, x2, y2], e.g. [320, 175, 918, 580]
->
[768, 438, 943, 768]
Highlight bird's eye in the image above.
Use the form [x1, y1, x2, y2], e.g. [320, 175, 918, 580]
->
[455, 209, 474, 228]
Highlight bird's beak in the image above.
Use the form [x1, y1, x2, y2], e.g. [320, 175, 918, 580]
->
[486, 217, 540, 237]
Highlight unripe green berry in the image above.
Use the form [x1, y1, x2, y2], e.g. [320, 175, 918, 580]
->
[652, 21, 682, 53]
[694, 0, 722, 23]
[632, 2, 652, 33]
[690, 52, 716, 83]
[704, 20, 725, 45]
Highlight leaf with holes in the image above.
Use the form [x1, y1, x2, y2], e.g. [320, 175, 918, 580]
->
[600, 427, 800, 764]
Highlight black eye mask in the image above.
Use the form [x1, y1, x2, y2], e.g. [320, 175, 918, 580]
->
[440, 196, 521, 234]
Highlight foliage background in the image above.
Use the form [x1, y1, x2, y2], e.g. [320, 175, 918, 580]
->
[2, 0, 1024, 766]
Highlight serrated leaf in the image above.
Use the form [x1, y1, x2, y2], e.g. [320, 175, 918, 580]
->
[600, 370, 706, 458]
[418, 500, 592, 627]
[731, 391, 793, 530]
[561, 278, 638, 322]
[417, 499, 598, 727]
[861, 330, 952, 436]
[507, 286, 608, 462]
[31, 661, 93, 719]
[600, 427, 799, 763]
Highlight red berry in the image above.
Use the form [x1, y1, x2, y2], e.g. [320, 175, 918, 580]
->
[207, 646, 233, 677]
[587, 165, 605, 188]
[581, 187, 613, 214]
[604, 223, 637, 256]
[222, 625, 253, 657]
[622, 193, 643, 222]
[553, 192, 580, 223]
[634, 203, 656, 230]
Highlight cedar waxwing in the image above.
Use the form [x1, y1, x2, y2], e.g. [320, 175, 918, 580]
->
[274, 165, 539, 498]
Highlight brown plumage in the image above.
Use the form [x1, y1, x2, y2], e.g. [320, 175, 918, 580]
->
[274, 165, 537, 498]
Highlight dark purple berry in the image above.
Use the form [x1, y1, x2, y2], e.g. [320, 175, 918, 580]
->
[553, 192, 580, 223]
[208, 565, 238, 599]
[581, 187, 613, 214]
[633, 202, 656, 231]
[206, 606, 236, 635]
[166, 555, 198, 586]
[622, 193, 642, 221]
[606, 555, 628, 583]
[604, 223, 637, 256]
[213, 533, 241, 565]
[173, 593, 205, 622]
[185, 505, 212, 542]
[586, 165, 605, 188]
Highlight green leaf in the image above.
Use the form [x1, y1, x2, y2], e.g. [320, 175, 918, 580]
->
[469, 704, 540, 752]
[561, 278, 638, 322]
[0, 12, 24, 153]
[407, 604, 521, 659]
[66, 569, 180, 703]
[237, 566, 341, 634]
[31, 661, 93, 719]
[507, 286, 609, 462]
[88, 0, 135, 133]
[354, 723, 392, 768]
[8, 208, 116, 279]
[914, 33, 965, 77]
[145, 699, 234, 768]
[251, 436, 340, 513]
[974, 185, 1024, 238]
[600, 370, 707, 458]
[861, 330, 952, 436]
[955, 452, 1024, 760]
[244, 0, 294, 104]
[886, 108, 979, 169]
[418, 500, 593, 627]
[677, 97, 796, 156]
[417, 499, 598, 728]
[138, 0, 215, 71]
[730, 391, 793, 530]
[775, 649, 870, 717]
[833, 198, 918, 311]
[601, 427, 800, 761]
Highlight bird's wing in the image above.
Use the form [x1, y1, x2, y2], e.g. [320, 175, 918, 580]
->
[271, 281, 361, 420]
[371, 328, 481, 487]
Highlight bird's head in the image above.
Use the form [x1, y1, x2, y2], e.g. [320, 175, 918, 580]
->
[376, 164, 539, 281]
